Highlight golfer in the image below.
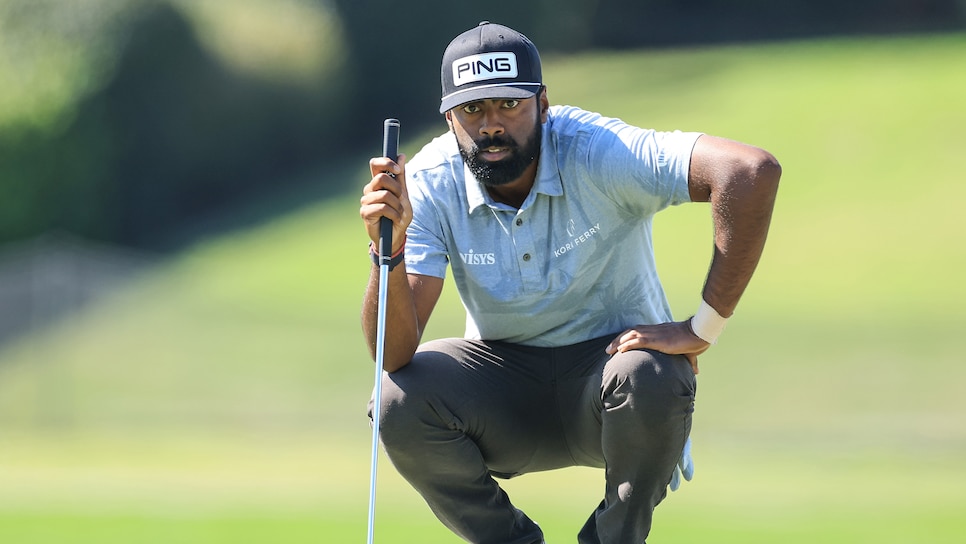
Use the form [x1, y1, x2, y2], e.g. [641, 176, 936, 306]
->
[359, 21, 780, 544]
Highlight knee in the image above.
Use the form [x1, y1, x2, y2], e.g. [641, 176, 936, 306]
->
[603, 349, 695, 418]
[371, 353, 449, 451]
[370, 348, 432, 419]
[373, 370, 418, 448]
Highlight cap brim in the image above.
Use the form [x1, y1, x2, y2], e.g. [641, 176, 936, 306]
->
[439, 83, 541, 114]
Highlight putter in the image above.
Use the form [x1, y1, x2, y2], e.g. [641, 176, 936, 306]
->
[368, 117, 400, 544]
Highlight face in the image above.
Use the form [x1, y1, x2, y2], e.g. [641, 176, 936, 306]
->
[447, 90, 547, 188]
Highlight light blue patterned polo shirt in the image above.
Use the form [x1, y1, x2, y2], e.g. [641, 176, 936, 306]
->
[404, 105, 701, 347]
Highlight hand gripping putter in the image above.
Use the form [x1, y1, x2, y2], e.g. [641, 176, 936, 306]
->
[368, 118, 399, 544]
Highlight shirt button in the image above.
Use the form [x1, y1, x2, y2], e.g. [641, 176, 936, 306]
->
[515, 218, 523, 226]
[522, 253, 531, 261]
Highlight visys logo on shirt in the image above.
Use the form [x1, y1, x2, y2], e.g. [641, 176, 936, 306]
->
[459, 249, 496, 265]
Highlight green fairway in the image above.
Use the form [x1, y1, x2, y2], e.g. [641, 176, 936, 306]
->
[2, 33, 965, 543]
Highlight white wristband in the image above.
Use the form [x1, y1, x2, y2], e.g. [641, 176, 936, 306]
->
[690, 300, 729, 344]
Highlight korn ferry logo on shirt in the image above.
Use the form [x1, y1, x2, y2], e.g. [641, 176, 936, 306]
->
[566, 219, 578, 237]
[452, 52, 518, 86]
[555, 220, 602, 258]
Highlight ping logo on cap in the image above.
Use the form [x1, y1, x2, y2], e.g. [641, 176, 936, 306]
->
[452, 52, 518, 87]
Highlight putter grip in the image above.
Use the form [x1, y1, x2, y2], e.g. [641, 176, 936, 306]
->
[379, 119, 401, 261]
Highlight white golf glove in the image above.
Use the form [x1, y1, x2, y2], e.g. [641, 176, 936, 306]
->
[669, 436, 694, 492]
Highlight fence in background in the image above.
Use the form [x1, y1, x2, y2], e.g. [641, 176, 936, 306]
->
[0, 233, 158, 348]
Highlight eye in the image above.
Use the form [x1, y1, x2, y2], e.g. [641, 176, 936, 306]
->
[501, 99, 520, 109]
[461, 103, 482, 114]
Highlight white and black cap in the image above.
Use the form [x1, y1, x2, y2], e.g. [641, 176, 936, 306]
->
[439, 21, 543, 114]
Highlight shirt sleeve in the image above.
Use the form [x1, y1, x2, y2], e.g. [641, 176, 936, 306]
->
[403, 172, 450, 279]
[581, 115, 701, 216]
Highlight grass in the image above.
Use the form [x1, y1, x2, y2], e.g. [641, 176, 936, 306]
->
[2, 32, 966, 542]
[0, 433, 962, 543]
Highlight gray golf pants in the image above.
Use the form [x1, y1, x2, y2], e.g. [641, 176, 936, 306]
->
[372, 335, 696, 544]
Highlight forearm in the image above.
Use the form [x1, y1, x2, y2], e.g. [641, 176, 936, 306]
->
[361, 263, 420, 372]
[702, 152, 781, 316]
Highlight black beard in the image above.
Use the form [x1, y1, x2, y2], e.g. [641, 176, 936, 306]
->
[459, 120, 542, 188]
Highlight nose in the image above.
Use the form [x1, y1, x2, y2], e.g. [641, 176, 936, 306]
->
[479, 106, 505, 137]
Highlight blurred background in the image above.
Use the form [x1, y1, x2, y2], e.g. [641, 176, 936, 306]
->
[1, 1, 964, 542]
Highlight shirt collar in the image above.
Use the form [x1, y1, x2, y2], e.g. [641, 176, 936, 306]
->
[465, 121, 563, 213]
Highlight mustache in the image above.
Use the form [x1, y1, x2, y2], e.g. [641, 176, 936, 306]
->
[471, 135, 518, 152]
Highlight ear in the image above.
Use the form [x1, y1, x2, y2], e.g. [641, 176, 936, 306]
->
[444, 110, 453, 129]
[538, 87, 550, 123]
